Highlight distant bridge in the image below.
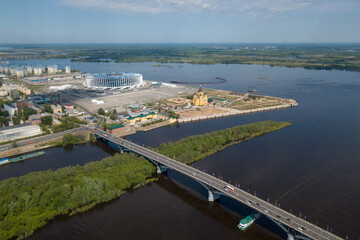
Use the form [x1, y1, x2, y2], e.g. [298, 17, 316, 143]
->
[92, 128, 343, 240]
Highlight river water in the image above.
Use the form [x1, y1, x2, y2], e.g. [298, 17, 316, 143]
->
[3, 60, 360, 239]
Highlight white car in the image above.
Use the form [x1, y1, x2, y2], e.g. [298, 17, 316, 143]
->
[264, 209, 269, 214]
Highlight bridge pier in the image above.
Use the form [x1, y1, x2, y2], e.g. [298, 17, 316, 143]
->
[208, 189, 220, 202]
[156, 165, 169, 173]
[287, 234, 295, 240]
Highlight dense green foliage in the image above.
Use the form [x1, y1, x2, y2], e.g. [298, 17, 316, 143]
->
[141, 118, 165, 127]
[6, 106, 37, 126]
[166, 110, 179, 119]
[0, 153, 155, 240]
[98, 108, 105, 115]
[157, 121, 291, 164]
[43, 104, 53, 114]
[62, 133, 85, 146]
[40, 116, 53, 126]
[0, 109, 10, 127]
[52, 117, 85, 133]
[21, 106, 37, 120]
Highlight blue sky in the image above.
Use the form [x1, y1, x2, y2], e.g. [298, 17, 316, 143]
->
[0, 0, 359, 43]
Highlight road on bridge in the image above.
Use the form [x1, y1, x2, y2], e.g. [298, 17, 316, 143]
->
[94, 130, 343, 240]
[0, 126, 87, 152]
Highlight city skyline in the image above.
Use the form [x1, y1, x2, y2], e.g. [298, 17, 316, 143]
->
[0, 0, 360, 43]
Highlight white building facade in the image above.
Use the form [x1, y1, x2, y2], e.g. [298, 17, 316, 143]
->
[0, 124, 42, 142]
[85, 73, 143, 89]
[4, 104, 17, 117]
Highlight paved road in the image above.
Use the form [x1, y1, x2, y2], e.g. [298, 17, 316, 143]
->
[0, 126, 87, 151]
[95, 130, 343, 240]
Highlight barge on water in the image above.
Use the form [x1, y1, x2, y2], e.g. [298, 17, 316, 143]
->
[0, 151, 45, 166]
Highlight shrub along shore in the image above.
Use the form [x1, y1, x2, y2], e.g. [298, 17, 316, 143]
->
[0, 121, 291, 239]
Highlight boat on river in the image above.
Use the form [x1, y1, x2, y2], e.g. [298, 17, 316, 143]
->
[237, 215, 255, 230]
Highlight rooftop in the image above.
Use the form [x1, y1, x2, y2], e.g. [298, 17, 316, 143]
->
[127, 112, 156, 120]
[89, 72, 141, 79]
[0, 123, 41, 134]
[108, 124, 125, 130]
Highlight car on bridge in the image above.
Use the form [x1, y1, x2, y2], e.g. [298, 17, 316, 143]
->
[225, 185, 235, 191]
[297, 227, 305, 231]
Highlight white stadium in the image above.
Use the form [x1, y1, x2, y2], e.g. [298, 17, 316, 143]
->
[85, 73, 144, 89]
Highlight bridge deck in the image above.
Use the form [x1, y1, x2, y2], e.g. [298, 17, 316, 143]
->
[95, 131, 343, 240]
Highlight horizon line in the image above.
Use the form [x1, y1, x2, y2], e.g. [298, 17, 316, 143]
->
[1, 42, 360, 45]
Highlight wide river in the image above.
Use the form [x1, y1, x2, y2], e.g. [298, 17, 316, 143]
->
[2, 60, 360, 239]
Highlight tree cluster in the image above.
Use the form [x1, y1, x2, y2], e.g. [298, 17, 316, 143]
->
[0, 153, 155, 240]
[52, 117, 86, 133]
[157, 121, 291, 164]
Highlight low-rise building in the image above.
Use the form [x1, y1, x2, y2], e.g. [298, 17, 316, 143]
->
[28, 113, 51, 124]
[53, 112, 64, 119]
[51, 104, 62, 113]
[4, 103, 17, 117]
[126, 112, 157, 124]
[107, 124, 125, 134]
[0, 90, 8, 97]
[0, 124, 42, 142]
[30, 106, 42, 114]
[10, 90, 20, 100]
[64, 104, 74, 110]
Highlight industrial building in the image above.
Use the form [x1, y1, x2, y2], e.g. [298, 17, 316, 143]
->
[85, 73, 143, 89]
[0, 124, 42, 142]
[27, 95, 50, 104]
[48, 92, 62, 105]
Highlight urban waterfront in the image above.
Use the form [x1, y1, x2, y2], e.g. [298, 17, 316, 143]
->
[2, 61, 360, 239]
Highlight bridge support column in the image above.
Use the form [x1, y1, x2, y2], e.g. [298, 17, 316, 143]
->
[208, 189, 220, 202]
[156, 165, 169, 173]
[287, 234, 295, 240]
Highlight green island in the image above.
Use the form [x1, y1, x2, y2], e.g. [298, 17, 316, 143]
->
[156, 121, 291, 164]
[0, 121, 290, 239]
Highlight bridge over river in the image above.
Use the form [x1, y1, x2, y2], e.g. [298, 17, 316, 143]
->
[92, 128, 343, 240]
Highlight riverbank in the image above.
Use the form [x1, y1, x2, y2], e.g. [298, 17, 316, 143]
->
[0, 131, 91, 159]
[177, 104, 297, 123]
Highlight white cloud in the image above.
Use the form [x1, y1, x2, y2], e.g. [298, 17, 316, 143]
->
[57, 0, 360, 16]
